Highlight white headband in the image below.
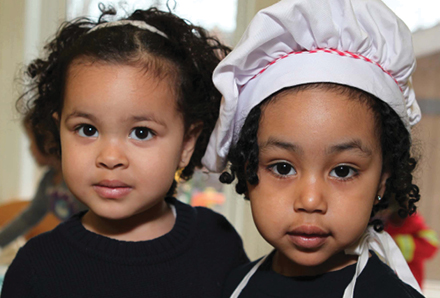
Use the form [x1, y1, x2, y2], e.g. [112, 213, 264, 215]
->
[88, 20, 168, 39]
[201, 0, 421, 173]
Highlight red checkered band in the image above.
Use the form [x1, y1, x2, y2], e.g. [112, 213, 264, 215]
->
[247, 48, 402, 92]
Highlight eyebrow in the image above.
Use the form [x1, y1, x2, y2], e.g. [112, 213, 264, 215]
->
[130, 115, 166, 126]
[326, 139, 372, 156]
[259, 137, 372, 157]
[64, 111, 97, 122]
[259, 137, 304, 154]
[64, 111, 166, 126]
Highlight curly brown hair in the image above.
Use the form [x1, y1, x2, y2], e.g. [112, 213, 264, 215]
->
[17, 7, 230, 196]
[220, 83, 420, 231]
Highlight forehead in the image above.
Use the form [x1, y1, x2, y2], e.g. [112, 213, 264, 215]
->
[66, 55, 180, 97]
[259, 88, 380, 152]
[62, 61, 181, 122]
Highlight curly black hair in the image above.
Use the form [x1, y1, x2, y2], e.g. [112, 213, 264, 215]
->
[17, 6, 230, 196]
[220, 83, 420, 232]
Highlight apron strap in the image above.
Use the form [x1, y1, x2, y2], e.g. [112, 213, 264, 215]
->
[229, 253, 270, 298]
[343, 226, 422, 297]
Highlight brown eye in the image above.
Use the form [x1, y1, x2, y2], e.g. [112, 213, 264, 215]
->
[270, 162, 296, 177]
[334, 166, 350, 177]
[330, 165, 357, 180]
[78, 125, 98, 137]
[129, 127, 153, 141]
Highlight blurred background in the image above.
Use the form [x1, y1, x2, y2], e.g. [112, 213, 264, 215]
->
[1, 0, 440, 296]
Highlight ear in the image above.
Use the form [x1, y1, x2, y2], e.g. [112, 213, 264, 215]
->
[179, 123, 203, 168]
[375, 170, 390, 204]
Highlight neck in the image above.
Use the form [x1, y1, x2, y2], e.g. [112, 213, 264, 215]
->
[272, 250, 359, 277]
[81, 199, 175, 242]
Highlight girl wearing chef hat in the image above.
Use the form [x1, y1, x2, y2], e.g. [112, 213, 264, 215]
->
[202, 0, 425, 297]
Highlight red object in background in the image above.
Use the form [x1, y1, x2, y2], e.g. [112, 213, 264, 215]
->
[190, 187, 225, 208]
[385, 213, 439, 287]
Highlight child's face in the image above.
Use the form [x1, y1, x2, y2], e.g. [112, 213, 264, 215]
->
[58, 61, 196, 221]
[248, 88, 388, 276]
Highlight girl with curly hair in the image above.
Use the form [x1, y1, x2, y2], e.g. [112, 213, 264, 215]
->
[1, 6, 248, 298]
[202, 0, 424, 297]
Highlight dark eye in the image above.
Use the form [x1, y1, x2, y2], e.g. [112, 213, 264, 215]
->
[78, 125, 98, 138]
[330, 165, 357, 179]
[270, 162, 296, 177]
[129, 127, 153, 141]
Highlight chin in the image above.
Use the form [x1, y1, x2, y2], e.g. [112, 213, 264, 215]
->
[295, 256, 328, 268]
[90, 206, 135, 221]
[282, 250, 331, 267]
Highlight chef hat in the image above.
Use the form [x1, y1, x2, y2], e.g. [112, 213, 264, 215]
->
[202, 0, 421, 173]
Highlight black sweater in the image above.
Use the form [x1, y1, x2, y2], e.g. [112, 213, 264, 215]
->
[1, 198, 249, 298]
[222, 251, 424, 298]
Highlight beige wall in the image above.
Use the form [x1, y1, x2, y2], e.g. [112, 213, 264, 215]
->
[414, 115, 440, 281]
[0, 0, 26, 202]
[411, 50, 440, 281]
[0, 0, 66, 203]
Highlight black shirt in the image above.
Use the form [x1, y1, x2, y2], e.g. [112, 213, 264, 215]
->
[1, 197, 249, 298]
[223, 251, 424, 298]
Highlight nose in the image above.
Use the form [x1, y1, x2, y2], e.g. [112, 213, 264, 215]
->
[294, 175, 327, 214]
[96, 140, 128, 170]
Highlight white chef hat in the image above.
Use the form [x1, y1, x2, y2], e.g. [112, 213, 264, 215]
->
[202, 0, 421, 173]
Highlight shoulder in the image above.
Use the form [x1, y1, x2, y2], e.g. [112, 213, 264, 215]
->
[171, 197, 249, 260]
[1, 223, 66, 295]
[5, 213, 85, 271]
[173, 197, 245, 247]
[14, 212, 82, 257]
[12, 222, 66, 256]
[171, 197, 239, 235]
[194, 204, 246, 254]
[355, 253, 425, 298]
[1, 245, 35, 296]
[195, 205, 236, 232]
[222, 258, 262, 297]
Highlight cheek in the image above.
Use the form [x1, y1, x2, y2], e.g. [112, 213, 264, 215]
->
[131, 145, 180, 187]
[329, 196, 374, 240]
[60, 136, 88, 181]
[249, 184, 289, 241]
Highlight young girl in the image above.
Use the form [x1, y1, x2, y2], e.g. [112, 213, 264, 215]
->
[1, 7, 248, 298]
[202, 0, 425, 297]
[0, 113, 87, 249]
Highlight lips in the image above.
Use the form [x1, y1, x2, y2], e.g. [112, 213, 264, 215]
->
[93, 180, 132, 199]
[287, 225, 330, 250]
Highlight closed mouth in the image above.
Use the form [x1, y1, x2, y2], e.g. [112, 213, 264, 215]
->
[287, 226, 330, 249]
[94, 180, 130, 188]
[93, 180, 132, 199]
